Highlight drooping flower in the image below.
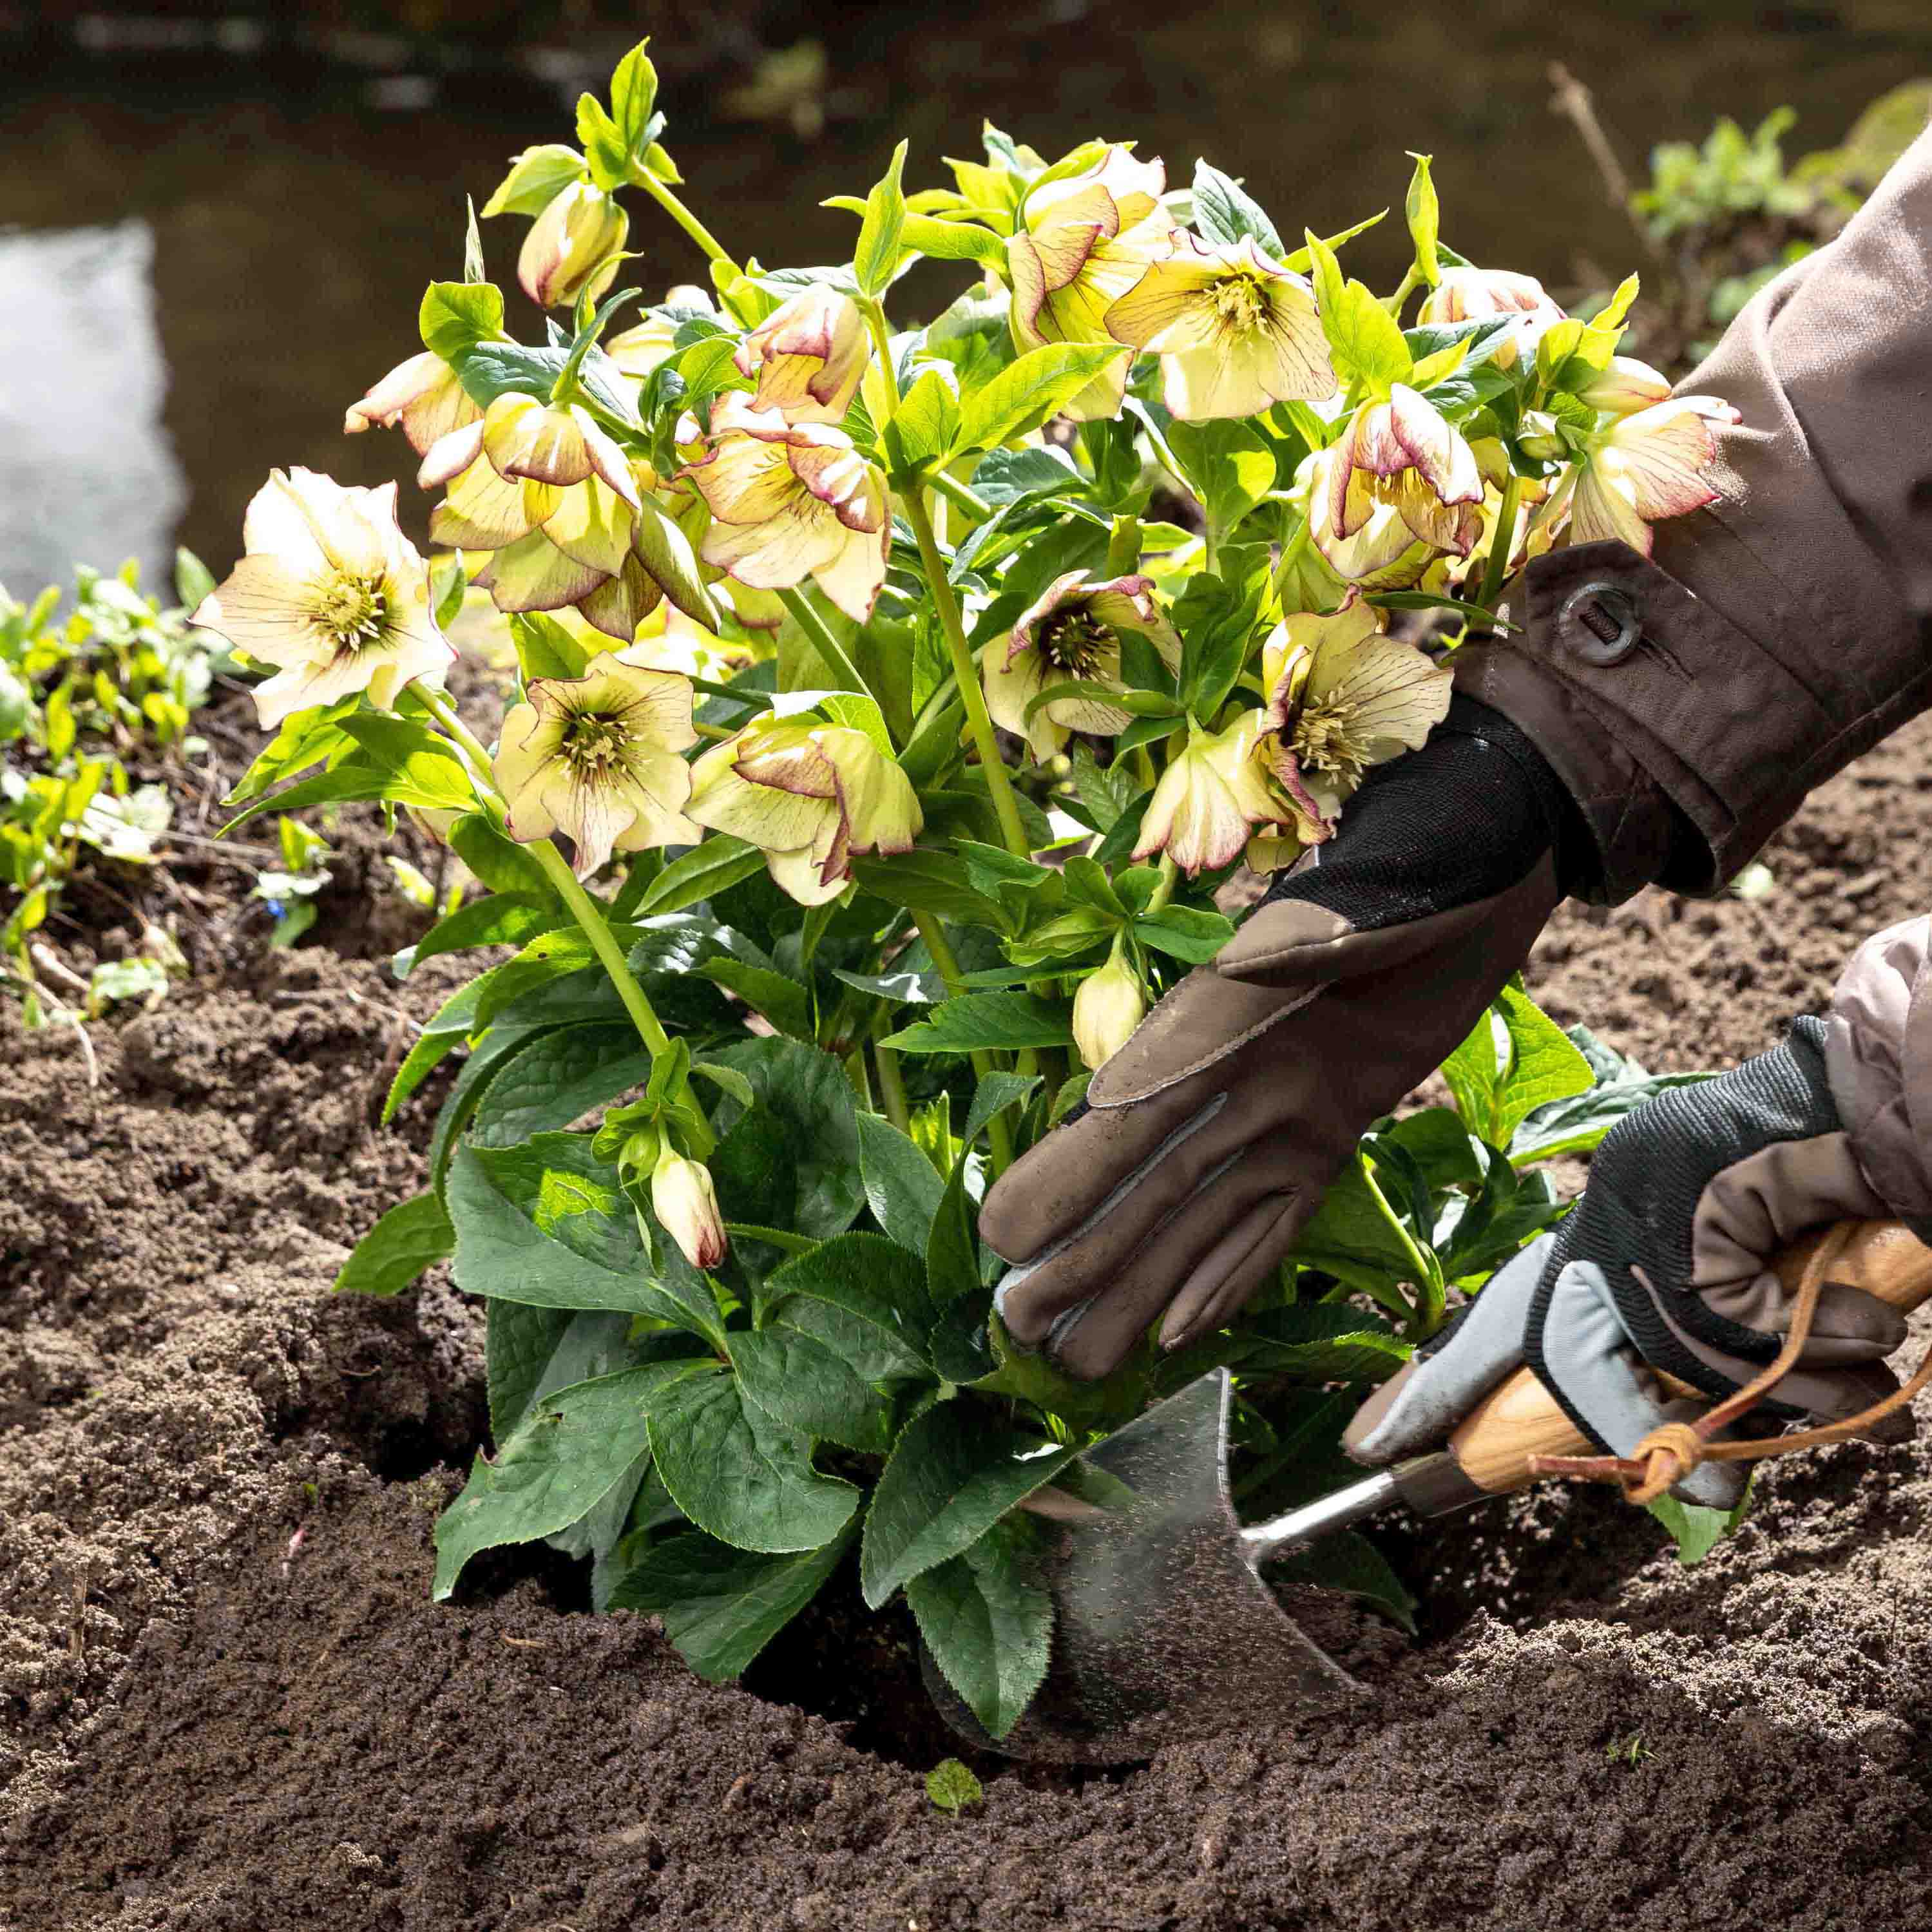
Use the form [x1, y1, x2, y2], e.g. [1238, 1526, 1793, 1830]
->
[192, 468, 453, 729]
[1006, 146, 1174, 421]
[1261, 595, 1453, 824]
[681, 396, 890, 622]
[343, 350, 481, 456]
[519, 178, 629, 309]
[1416, 265, 1565, 372]
[685, 716, 921, 905]
[1562, 394, 1741, 555]
[1134, 713, 1314, 876]
[982, 569, 1181, 760]
[651, 1147, 727, 1270]
[1073, 946, 1147, 1071]
[1104, 234, 1336, 420]
[733, 286, 870, 425]
[492, 644, 701, 877]
[1321, 385, 1485, 558]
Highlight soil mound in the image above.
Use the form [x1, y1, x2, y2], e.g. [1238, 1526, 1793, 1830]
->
[8, 720, 1932, 1931]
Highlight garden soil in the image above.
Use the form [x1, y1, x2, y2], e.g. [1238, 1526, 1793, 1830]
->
[11, 721, 1932, 1932]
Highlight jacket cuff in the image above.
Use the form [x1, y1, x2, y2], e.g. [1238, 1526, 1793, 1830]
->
[1451, 636, 1676, 904]
[1824, 916, 1932, 1231]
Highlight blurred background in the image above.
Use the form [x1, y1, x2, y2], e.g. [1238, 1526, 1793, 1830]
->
[4, 0, 1931, 597]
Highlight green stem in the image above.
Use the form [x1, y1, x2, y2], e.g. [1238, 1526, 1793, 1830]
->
[417, 684, 673, 1061]
[902, 489, 1030, 860]
[775, 586, 872, 703]
[1145, 854, 1180, 914]
[872, 1029, 911, 1133]
[1106, 512, 1142, 579]
[1474, 470, 1525, 613]
[913, 910, 1015, 1177]
[1381, 263, 1422, 318]
[861, 299, 901, 406]
[629, 166, 740, 276]
[927, 465, 992, 523]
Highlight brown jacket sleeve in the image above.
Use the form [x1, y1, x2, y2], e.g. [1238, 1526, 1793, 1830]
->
[1457, 119, 1932, 903]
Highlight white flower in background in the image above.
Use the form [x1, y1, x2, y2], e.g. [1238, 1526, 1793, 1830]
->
[192, 467, 454, 729]
[1105, 234, 1336, 420]
[982, 569, 1181, 760]
[681, 397, 890, 622]
[1261, 595, 1453, 823]
[492, 644, 702, 877]
[686, 717, 921, 906]
[733, 286, 871, 425]
[652, 1147, 728, 1270]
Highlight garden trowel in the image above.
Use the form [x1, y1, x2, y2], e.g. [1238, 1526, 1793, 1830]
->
[925, 1218, 1932, 1765]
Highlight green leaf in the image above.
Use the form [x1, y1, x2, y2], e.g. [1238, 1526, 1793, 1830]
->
[886, 367, 962, 475]
[1507, 1023, 1714, 1167]
[477, 143, 584, 220]
[906, 1517, 1053, 1740]
[448, 812, 556, 897]
[1268, 1526, 1417, 1633]
[964, 1070, 1040, 1145]
[633, 492, 722, 628]
[1285, 1151, 1435, 1319]
[763, 1231, 935, 1372]
[859, 1401, 1079, 1607]
[1403, 150, 1440, 285]
[432, 1361, 689, 1598]
[709, 1036, 866, 1239]
[633, 836, 766, 916]
[1277, 210, 1387, 276]
[576, 92, 629, 191]
[957, 342, 1131, 453]
[608, 1526, 852, 1680]
[923, 1756, 986, 1814]
[1489, 979, 1593, 1144]
[696, 957, 814, 1039]
[1163, 418, 1276, 536]
[405, 895, 566, 975]
[333, 1191, 454, 1298]
[857, 1112, 947, 1255]
[1172, 565, 1265, 723]
[850, 850, 1011, 932]
[852, 139, 910, 296]
[881, 991, 1074, 1054]
[648, 1366, 861, 1554]
[419, 278, 506, 359]
[1325, 280, 1413, 388]
[1190, 158, 1283, 256]
[468, 1021, 654, 1149]
[1648, 1478, 1753, 1565]
[609, 40, 659, 159]
[1132, 906, 1236, 964]
[731, 1319, 895, 1452]
[487, 1302, 637, 1440]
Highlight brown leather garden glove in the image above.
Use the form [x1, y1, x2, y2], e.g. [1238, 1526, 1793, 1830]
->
[981, 694, 1578, 1379]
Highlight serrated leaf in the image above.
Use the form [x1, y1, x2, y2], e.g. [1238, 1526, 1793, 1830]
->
[958, 342, 1131, 453]
[887, 367, 962, 474]
[1190, 158, 1283, 256]
[857, 1112, 947, 1254]
[731, 1319, 895, 1451]
[332, 1191, 454, 1298]
[881, 991, 1074, 1054]
[853, 139, 910, 296]
[763, 1231, 935, 1368]
[420, 279, 506, 359]
[906, 1518, 1053, 1739]
[467, 1021, 654, 1149]
[709, 1036, 866, 1239]
[964, 1070, 1040, 1145]
[648, 1366, 861, 1554]
[632, 836, 767, 916]
[608, 1526, 852, 1679]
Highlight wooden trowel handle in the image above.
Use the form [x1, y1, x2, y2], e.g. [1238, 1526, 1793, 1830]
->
[1446, 1218, 1932, 1497]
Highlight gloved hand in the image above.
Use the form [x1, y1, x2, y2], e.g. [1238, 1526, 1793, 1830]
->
[1343, 1018, 1914, 1506]
[980, 694, 1576, 1379]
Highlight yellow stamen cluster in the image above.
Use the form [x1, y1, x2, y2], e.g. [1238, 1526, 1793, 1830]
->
[1288, 699, 1371, 787]
[561, 709, 630, 775]
[1212, 271, 1269, 332]
[310, 573, 390, 654]
[1039, 607, 1116, 678]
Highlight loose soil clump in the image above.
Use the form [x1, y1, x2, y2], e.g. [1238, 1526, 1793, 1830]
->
[8, 722, 1932, 1931]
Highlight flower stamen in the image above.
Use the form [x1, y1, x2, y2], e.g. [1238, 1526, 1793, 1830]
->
[311, 573, 391, 655]
[1038, 608, 1116, 679]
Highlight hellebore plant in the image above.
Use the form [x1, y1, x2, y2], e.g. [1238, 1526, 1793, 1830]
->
[202, 44, 1736, 1738]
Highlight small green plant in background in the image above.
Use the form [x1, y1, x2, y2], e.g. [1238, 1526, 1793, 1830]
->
[925, 1757, 984, 1816]
[251, 815, 335, 948]
[1, 555, 220, 1022]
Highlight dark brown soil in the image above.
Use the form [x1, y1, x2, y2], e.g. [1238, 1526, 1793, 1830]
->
[10, 720, 1932, 1932]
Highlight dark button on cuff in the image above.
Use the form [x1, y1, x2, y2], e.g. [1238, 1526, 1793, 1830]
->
[1560, 582, 1642, 665]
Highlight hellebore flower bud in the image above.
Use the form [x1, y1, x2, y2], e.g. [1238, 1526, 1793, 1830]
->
[651, 1147, 727, 1270]
[733, 286, 870, 425]
[519, 180, 629, 309]
[1073, 948, 1147, 1071]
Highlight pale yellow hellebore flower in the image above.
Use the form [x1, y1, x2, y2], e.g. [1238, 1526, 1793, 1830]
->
[1261, 595, 1453, 824]
[1007, 146, 1173, 421]
[1105, 234, 1335, 421]
[519, 179, 629, 309]
[982, 569, 1181, 761]
[1072, 946, 1147, 1071]
[652, 1147, 728, 1271]
[733, 286, 870, 425]
[682, 397, 890, 623]
[1580, 356, 1674, 417]
[1563, 394, 1741, 556]
[343, 350, 481, 456]
[1320, 385, 1485, 563]
[686, 718, 921, 906]
[1135, 713, 1310, 876]
[492, 644, 702, 878]
[1416, 266, 1565, 371]
[192, 468, 453, 729]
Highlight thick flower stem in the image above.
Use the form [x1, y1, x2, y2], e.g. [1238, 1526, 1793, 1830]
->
[1145, 853, 1180, 913]
[871, 1029, 911, 1133]
[1475, 470, 1524, 613]
[775, 586, 873, 706]
[913, 910, 1015, 1176]
[902, 490, 1032, 861]
[416, 684, 673, 1061]
[928, 467, 992, 523]
[628, 166, 740, 277]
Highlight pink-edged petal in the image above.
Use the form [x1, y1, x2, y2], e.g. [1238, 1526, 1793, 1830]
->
[810, 523, 889, 623]
[418, 419, 484, 490]
[700, 496, 845, 588]
[544, 473, 635, 577]
[1569, 463, 1656, 555]
[431, 456, 540, 550]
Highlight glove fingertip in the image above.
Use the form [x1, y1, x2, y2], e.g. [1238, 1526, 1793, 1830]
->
[1214, 901, 1353, 982]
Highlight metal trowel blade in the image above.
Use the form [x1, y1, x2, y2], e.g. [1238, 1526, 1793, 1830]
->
[924, 1370, 1364, 1765]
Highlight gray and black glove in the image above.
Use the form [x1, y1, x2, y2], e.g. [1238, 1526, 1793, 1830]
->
[982, 694, 1577, 1379]
[1345, 1019, 1913, 1506]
